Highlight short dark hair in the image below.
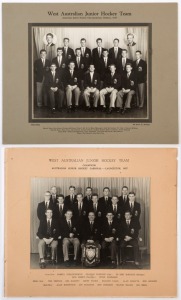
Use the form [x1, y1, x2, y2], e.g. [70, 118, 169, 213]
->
[113, 38, 119, 42]
[75, 47, 81, 52]
[69, 185, 75, 189]
[136, 50, 142, 54]
[122, 186, 128, 190]
[63, 37, 69, 42]
[57, 47, 63, 51]
[109, 64, 116, 68]
[96, 38, 102, 43]
[127, 33, 134, 38]
[77, 193, 83, 197]
[103, 187, 110, 192]
[129, 191, 135, 196]
[50, 63, 56, 67]
[126, 63, 132, 67]
[103, 49, 108, 52]
[92, 193, 98, 198]
[122, 49, 128, 53]
[57, 194, 64, 199]
[86, 187, 92, 191]
[68, 61, 75, 65]
[88, 211, 95, 215]
[46, 33, 53, 38]
[125, 210, 132, 215]
[111, 195, 118, 199]
[80, 38, 86, 42]
[45, 208, 53, 213]
[40, 49, 46, 54]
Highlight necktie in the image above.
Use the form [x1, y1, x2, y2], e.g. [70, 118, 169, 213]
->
[126, 220, 130, 227]
[71, 71, 73, 78]
[114, 48, 118, 59]
[46, 202, 48, 209]
[82, 48, 85, 57]
[78, 203, 82, 216]
[127, 73, 130, 78]
[130, 202, 133, 211]
[98, 48, 101, 57]
[65, 48, 67, 57]
[47, 220, 51, 236]
[111, 73, 114, 78]
[104, 58, 107, 68]
[77, 57, 80, 68]
[123, 58, 126, 69]
[124, 196, 126, 202]
[93, 203, 97, 213]
[113, 205, 117, 213]
[90, 222, 93, 230]
[59, 204, 62, 214]
[52, 72, 55, 81]
[42, 59, 45, 67]
[58, 56, 61, 67]
[109, 221, 112, 228]
[68, 220, 71, 229]
[136, 60, 139, 66]
[90, 72, 93, 82]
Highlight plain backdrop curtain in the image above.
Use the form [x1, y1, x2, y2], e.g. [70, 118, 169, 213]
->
[31, 177, 150, 254]
[32, 26, 149, 62]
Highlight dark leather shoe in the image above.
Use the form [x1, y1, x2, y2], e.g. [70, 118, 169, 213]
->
[107, 108, 112, 114]
[74, 105, 78, 112]
[51, 259, 57, 265]
[67, 106, 72, 113]
[51, 108, 56, 114]
[86, 106, 90, 112]
[111, 261, 116, 268]
[39, 261, 46, 268]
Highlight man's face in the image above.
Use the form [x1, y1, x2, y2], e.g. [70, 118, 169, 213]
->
[69, 187, 75, 194]
[81, 40, 86, 47]
[122, 50, 127, 58]
[51, 187, 56, 194]
[65, 211, 73, 220]
[113, 40, 119, 47]
[40, 51, 46, 59]
[107, 213, 113, 221]
[122, 187, 128, 196]
[44, 192, 51, 201]
[136, 52, 141, 60]
[110, 65, 116, 73]
[127, 34, 133, 44]
[50, 65, 56, 72]
[125, 212, 131, 221]
[103, 188, 109, 197]
[92, 196, 98, 204]
[64, 39, 69, 47]
[57, 197, 64, 204]
[103, 51, 108, 58]
[97, 40, 102, 47]
[46, 210, 53, 219]
[89, 65, 95, 72]
[129, 194, 135, 202]
[77, 194, 83, 202]
[88, 212, 95, 221]
[126, 65, 132, 73]
[112, 197, 118, 205]
[57, 50, 63, 56]
[76, 50, 81, 57]
[69, 63, 75, 70]
[86, 188, 92, 196]
[46, 35, 53, 44]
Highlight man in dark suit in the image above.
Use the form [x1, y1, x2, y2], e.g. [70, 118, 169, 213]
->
[50, 186, 58, 205]
[64, 186, 77, 207]
[44, 63, 65, 113]
[72, 193, 88, 225]
[119, 186, 129, 209]
[92, 38, 105, 74]
[99, 49, 113, 88]
[34, 49, 50, 107]
[37, 208, 59, 268]
[83, 187, 93, 204]
[120, 211, 141, 268]
[64, 61, 81, 112]
[62, 37, 75, 64]
[108, 195, 123, 222]
[37, 191, 54, 221]
[88, 193, 106, 222]
[60, 210, 80, 266]
[127, 33, 136, 47]
[117, 49, 132, 74]
[116, 63, 136, 114]
[81, 211, 101, 250]
[80, 38, 92, 67]
[100, 64, 122, 113]
[74, 48, 86, 89]
[54, 194, 69, 223]
[52, 47, 67, 73]
[108, 38, 122, 68]
[99, 187, 112, 210]
[133, 50, 147, 108]
[123, 192, 141, 223]
[101, 212, 119, 268]
[83, 64, 100, 111]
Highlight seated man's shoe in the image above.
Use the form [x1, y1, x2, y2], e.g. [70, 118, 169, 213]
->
[39, 259, 46, 269]
[67, 106, 72, 113]
[111, 261, 116, 268]
[92, 107, 96, 112]
[135, 262, 142, 269]
[85, 106, 90, 112]
[51, 108, 56, 114]
[64, 260, 70, 267]
[101, 106, 106, 112]
[74, 105, 78, 112]
[107, 108, 112, 114]
[51, 259, 57, 265]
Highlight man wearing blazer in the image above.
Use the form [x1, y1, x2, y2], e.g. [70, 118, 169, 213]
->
[80, 38, 92, 67]
[120, 211, 141, 268]
[88, 193, 106, 222]
[99, 49, 113, 87]
[37, 191, 55, 221]
[60, 210, 80, 266]
[74, 48, 87, 88]
[64, 186, 77, 207]
[44, 63, 65, 113]
[52, 47, 67, 73]
[64, 61, 81, 112]
[62, 37, 75, 64]
[100, 64, 122, 113]
[108, 196, 123, 223]
[83, 187, 93, 204]
[123, 192, 141, 223]
[117, 49, 133, 74]
[101, 211, 120, 268]
[81, 211, 101, 248]
[119, 186, 129, 209]
[34, 49, 50, 107]
[99, 187, 112, 210]
[83, 64, 100, 111]
[50, 186, 58, 205]
[72, 193, 89, 225]
[108, 38, 122, 68]
[116, 63, 136, 114]
[37, 208, 59, 268]
[92, 38, 106, 74]
[133, 50, 147, 108]
[54, 194, 69, 223]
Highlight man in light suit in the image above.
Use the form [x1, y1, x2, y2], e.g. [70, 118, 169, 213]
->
[133, 50, 147, 108]
[34, 49, 50, 107]
[83, 64, 100, 111]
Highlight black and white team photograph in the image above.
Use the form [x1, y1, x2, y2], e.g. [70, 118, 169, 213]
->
[29, 24, 151, 122]
[30, 177, 150, 269]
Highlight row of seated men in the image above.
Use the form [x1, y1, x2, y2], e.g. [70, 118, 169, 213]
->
[36, 186, 141, 269]
[34, 39, 147, 114]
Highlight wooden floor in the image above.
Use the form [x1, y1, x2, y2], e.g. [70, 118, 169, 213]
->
[30, 253, 150, 269]
[32, 105, 149, 121]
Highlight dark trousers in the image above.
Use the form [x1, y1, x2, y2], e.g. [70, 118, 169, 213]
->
[49, 89, 65, 109]
[120, 239, 139, 262]
[102, 240, 117, 262]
